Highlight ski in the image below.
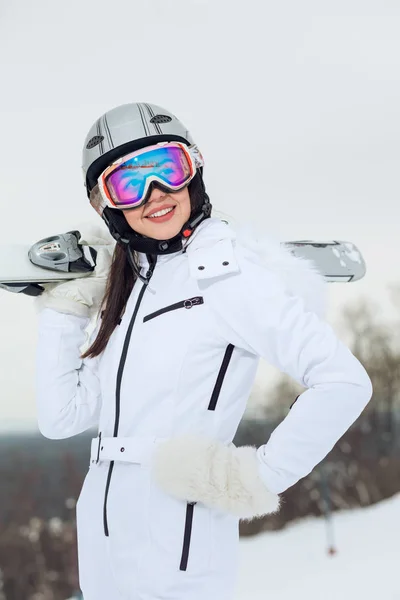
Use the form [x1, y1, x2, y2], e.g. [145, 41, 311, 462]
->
[284, 240, 366, 282]
[0, 233, 366, 296]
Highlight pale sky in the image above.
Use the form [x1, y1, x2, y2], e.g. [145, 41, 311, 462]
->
[0, 0, 399, 430]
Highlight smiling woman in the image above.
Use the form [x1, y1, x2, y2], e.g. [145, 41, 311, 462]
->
[34, 102, 373, 600]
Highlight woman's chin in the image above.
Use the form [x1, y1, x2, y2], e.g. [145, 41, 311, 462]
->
[142, 217, 186, 241]
[147, 224, 183, 240]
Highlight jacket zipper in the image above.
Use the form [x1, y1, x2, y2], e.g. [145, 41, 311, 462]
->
[103, 258, 155, 537]
[207, 344, 235, 411]
[180, 502, 196, 571]
[143, 296, 204, 322]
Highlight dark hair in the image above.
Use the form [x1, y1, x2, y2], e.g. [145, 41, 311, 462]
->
[81, 173, 208, 359]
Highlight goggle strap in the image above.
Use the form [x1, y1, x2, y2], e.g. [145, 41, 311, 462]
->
[189, 145, 204, 169]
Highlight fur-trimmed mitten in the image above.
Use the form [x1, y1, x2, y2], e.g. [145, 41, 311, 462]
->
[34, 224, 114, 318]
[152, 436, 280, 520]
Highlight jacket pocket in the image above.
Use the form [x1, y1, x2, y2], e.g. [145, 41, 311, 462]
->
[208, 344, 235, 411]
[179, 502, 196, 571]
[143, 296, 204, 323]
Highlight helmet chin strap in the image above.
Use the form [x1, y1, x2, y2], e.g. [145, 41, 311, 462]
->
[126, 244, 157, 285]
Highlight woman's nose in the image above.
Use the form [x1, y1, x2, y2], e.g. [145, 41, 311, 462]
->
[148, 188, 167, 203]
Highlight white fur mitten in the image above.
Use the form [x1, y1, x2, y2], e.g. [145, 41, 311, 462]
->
[34, 224, 114, 318]
[152, 436, 280, 520]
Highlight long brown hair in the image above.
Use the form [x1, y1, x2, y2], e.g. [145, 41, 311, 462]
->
[80, 242, 137, 359]
[81, 173, 208, 360]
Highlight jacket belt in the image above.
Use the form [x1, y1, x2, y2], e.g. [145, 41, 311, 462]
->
[90, 435, 167, 467]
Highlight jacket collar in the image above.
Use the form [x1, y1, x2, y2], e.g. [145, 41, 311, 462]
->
[136, 218, 227, 268]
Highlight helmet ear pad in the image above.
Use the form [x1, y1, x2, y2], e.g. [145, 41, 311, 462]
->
[102, 206, 133, 245]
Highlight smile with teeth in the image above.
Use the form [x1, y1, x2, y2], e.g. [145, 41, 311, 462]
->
[147, 206, 175, 218]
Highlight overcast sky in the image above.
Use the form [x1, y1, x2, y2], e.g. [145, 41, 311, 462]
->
[0, 0, 399, 430]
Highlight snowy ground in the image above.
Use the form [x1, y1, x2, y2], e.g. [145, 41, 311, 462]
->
[235, 493, 400, 600]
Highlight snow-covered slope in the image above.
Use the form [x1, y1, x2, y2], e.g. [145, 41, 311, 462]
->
[236, 494, 400, 600]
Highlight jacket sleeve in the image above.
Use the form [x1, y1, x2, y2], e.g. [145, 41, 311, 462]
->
[35, 308, 102, 439]
[201, 245, 373, 494]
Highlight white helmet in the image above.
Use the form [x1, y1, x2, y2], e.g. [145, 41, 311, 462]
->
[82, 102, 196, 196]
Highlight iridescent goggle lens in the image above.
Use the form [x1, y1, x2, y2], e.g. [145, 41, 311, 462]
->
[100, 143, 198, 209]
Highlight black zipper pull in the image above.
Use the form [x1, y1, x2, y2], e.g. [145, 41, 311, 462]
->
[183, 296, 204, 309]
[191, 296, 203, 306]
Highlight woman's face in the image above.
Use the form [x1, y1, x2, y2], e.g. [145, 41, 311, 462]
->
[123, 185, 191, 240]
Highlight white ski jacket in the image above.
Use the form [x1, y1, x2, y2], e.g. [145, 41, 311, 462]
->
[35, 217, 372, 600]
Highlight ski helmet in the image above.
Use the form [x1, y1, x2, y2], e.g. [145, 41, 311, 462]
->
[82, 102, 211, 255]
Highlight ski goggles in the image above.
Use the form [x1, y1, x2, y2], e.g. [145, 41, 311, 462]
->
[96, 142, 204, 211]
